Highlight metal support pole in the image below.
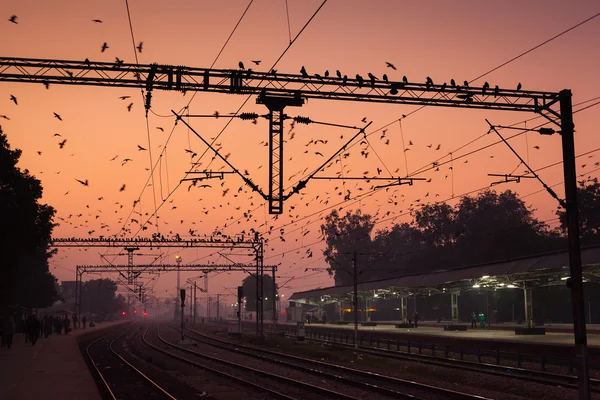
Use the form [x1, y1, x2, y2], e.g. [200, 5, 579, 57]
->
[216, 294, 220, 321]
[524, 286, 533, 328]
[401, 296, 408, 323]
[193, 282, 197, 324]
[272, 265, 277, 324]
[180, 298, 184, 342]
[451, 292, 459, 324]
[353, 251, 358, 348]
[560, 89, 590, 399]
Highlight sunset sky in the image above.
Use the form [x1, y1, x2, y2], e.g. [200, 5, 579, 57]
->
[1, 1, 599, 308]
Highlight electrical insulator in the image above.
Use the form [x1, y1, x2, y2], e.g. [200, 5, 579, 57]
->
[239, 112, 259, 120]
[295, 116, 311, 125]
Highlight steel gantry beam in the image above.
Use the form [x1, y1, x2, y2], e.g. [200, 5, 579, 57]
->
[0, 57, 563, 215]
[50, 236, 260, 250]
[0, 57, 561, 115]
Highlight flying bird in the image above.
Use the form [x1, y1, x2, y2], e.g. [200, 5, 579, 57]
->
[136, 42, 143, 53]
[119, 184, 126, 192]
[127, 102, 133, 112]
[156, 127, 164, 132]
[109, 154, 119, 161]
[9, 15, 18, 24]
[75, 178, 89, 186]
[92, 19, 102, 23]
[119, 95, 130, 100]
[101, 42, 109, 52]
[9, 95, 17, 105]
[53, 112, 62, 121]
[251, 60, 261, 65]
[137, 145, 147, 151]
[53, 133, 61, 137]
[58, 139, 67, 149]
[121, 158, 132, 166]
[385, 61, 397, 70]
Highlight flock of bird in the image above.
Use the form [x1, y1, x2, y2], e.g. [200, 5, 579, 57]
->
[4, 12, 598, 280]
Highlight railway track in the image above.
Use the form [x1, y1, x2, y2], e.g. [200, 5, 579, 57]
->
[180, 325, 490, 400]
[150, 324, 374, 400]
[279, 330, 600, 393]
[85, 323, 177, 400]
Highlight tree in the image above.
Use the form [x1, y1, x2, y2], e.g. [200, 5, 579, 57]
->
[370, 223, 425, 278]
[81, 279, 126, 320]
[321, 189, 561, 285]
[321, 210, 375, 285]
[451, 190, 557, 265]
[413, 202, 456, 248]
[0, 131, 59, 310]
[556, 178, 600, 244]
[241, 274, 277, 312]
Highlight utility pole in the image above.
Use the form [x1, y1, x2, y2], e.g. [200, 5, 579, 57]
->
[180, 289, 185, 342]
[193, 282, 197, 324]
[175, 255, 182, 320]
[216, 294, 220, 321]
[560, 89, 590, 400]
[353, 251, 358, 348]
[272, 266, 277, 325]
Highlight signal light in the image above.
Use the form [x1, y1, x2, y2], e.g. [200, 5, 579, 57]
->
[122, 311, 126, 316]
[143, 311, 147, 316]
[134, 309, 137, 314]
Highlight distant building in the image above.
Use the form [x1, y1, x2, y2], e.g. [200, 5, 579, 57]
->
[60, 281, 77, 302]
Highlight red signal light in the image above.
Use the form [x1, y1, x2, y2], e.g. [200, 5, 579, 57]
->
[134, 309, 137, 314]
[122, 311, 126, 315]
[143, 311, 147, 316]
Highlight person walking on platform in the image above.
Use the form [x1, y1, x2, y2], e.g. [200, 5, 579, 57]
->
[27, 315, 40, 345]
[82, 315, 87, 329]
[2, 313, 16, 349]
[44, 315, 52, 337]
[413, 311, 420, 328]
[471, 312, 477, 329]
[54, 316, 62, 335]
[63, 316, 70, 334]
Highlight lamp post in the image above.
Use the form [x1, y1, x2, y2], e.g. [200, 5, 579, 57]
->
[175, 255, 182, 320]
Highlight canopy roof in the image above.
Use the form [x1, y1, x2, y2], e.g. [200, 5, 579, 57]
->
[289, 245, 600, 302]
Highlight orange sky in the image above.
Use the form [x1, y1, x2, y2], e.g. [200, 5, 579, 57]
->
[1, 1, 600, 307]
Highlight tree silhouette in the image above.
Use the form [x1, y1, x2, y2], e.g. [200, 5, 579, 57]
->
[321, 210, 375, 285]
[556, 178, 600, 244]
[242, 274, 277, 312]
[322, 190, 562, 285]
[0, 131, 58, 310]
[81, 279, 126, 320]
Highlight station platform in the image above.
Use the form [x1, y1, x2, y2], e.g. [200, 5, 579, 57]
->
[251, 319, 600, 358]
[0, 322, 121, 400]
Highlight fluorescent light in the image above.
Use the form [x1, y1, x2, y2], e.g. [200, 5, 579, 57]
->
[481, 275, 490, 279]
[507, 284, 516, 288]
[473, 284, 481, 288]
[561, 276, 569, 281]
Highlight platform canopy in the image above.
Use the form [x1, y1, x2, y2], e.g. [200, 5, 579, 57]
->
[289, 245, 600, 304]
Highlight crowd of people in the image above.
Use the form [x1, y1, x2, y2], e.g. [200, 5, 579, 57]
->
[1, 312, 89, 350]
